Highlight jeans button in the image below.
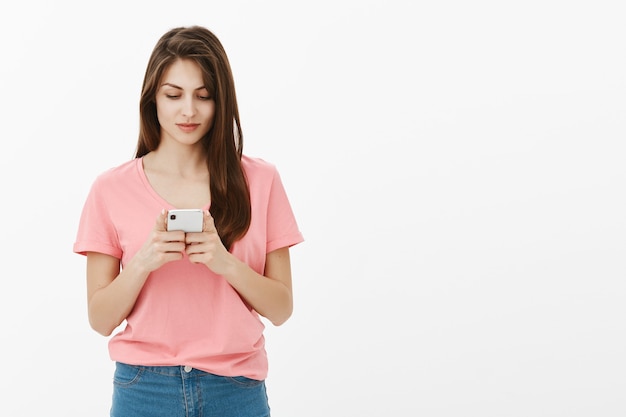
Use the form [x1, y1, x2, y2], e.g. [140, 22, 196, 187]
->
[184, 366, 192, 373]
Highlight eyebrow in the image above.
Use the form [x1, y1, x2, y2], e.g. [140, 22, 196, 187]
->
[160, 82, 207, 91]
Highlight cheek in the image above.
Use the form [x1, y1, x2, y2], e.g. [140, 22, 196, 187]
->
[202, 103, 216, 125]
[155, 100, 169, 123]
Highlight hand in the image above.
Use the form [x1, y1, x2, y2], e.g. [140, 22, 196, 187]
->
[185, 210, 236, 275]
[133, 209, 187, 272]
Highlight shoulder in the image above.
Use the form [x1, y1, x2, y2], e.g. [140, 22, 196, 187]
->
[241, 154, 279, 178]
[93, 158, 140, 185]
[89, 159, 141, 196]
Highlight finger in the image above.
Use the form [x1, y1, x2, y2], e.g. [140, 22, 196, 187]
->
[167, 230, 186, 242]
[162, 240, 186, 253]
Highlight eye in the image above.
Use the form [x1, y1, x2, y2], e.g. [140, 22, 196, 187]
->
[198, 95, 212, 101]
[165, 94, 180, 99]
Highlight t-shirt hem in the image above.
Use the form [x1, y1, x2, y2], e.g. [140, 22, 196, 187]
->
[267, 233, 304, 254]
[73, 241, 122, 258]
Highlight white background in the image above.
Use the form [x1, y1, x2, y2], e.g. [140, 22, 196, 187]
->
[1, 1, 624, 416]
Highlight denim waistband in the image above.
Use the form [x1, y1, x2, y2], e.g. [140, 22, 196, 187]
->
[117, 362, 210, 378]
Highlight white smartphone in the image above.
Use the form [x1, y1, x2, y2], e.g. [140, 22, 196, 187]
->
[166, 209, 203, 232]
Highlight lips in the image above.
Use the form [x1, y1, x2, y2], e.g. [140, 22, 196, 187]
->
[177, 123, 200, 133]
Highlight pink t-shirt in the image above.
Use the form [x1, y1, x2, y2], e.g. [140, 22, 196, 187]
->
[73, 155, 303, 380]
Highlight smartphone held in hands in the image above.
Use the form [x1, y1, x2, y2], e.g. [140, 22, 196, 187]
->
[166, 209, 203, 232]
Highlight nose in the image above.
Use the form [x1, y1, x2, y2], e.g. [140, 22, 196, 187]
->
[181, 97, 196, 118]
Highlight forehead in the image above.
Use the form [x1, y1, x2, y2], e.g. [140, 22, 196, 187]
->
[160, 59, 205, 88]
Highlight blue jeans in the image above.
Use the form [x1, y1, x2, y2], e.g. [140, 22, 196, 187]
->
[110, 362, 271, 417]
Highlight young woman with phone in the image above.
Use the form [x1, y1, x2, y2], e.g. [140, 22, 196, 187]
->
[73, 26, 303, 417]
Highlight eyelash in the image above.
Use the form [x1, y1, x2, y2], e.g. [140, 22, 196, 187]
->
[165, 95, 212, 100]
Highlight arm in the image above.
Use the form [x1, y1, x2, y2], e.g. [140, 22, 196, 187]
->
[86, 210, 187, 336]
[221, 247, 293, 326]
[86, 252, 150, 336]
[186, 211, 294, 326]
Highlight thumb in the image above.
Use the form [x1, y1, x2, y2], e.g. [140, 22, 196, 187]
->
[203, 210, 216, 233]
[155, 208, 168, 232]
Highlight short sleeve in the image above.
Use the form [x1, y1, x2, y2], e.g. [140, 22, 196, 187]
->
[265, 167, 304, 253]
[73, 175, 123, 258]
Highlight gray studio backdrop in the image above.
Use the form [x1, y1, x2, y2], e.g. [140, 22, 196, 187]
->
[1, 1, 624, 416]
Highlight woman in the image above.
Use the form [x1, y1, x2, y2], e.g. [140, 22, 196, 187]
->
[73, 25, 303, 417]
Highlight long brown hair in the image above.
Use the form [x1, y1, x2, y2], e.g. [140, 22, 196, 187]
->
[135, 26, 250, 250]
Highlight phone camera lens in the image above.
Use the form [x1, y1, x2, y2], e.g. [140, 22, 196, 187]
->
[170, 214, 176, 220]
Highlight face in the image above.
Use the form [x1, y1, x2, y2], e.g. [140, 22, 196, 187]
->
[156, 59, 215, 148]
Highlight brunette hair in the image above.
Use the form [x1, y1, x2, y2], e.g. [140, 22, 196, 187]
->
[135, 26, 251, 250]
